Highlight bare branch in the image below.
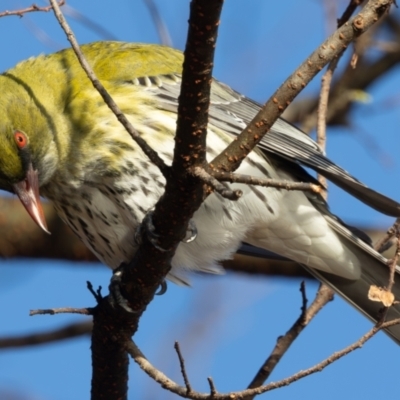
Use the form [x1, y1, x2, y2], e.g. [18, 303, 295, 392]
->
[30, 307, 92, 316]
[191, 165, 322, 202]
[0, 321, 92, 349]
[316, 0, 360, 191]
[212, 170, 323, 194]
[190, 167, 242, 200]
[207, 377, 217, 398]
[211, 0, 395, 173]
[374, 217, 400, 253]
[0, 1, 65, 18]
[244, 283, 334, 399]
[128, 316, 400, 399]
[87, 281, 103, 303]
[174, 342, 192, 394]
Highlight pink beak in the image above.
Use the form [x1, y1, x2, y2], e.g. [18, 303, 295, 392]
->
[12, 163, 50, 234]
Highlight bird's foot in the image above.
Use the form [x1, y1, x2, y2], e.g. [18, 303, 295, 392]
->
[134, 211, 168, 252]
[109, 265, 136, 313]
[136, 211, 198, 250]
[109, 265, 168, 313]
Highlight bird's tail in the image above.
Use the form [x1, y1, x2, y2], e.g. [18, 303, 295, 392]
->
[303, 241, 400, 344]
[240, 220, 400, 343]
[313, 214, 400, 343]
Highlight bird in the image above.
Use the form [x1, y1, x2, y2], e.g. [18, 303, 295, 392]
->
[1, 41, 400, 341]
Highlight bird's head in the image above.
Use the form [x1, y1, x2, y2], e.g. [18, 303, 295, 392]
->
[0, 74, 61, 234]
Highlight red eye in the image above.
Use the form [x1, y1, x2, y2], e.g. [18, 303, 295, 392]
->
[14, 131, 28, 149]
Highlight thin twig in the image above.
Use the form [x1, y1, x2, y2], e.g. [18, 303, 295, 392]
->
[48, 0, 169, 178]
[128, 316, 400, 399]
[303, 284, 334, 325]
[192, 166, 322, 200]
[207, 377, 217, 397]
[174, 342, 192, 394]
[316, 61, 336, 192]
[300, 0, 368, 134]
[374, 217, 400, 253]
[387, 234, 400, 293]
[86, 281, 103, 303]
[30, 307, 92, 316]
[211, 0, 394, 173]
[191, 166, 242, 200]
[316, 0, 355, 191]
[244, 283, 333, 399]
[0, 1, 65, 18]
[299, 281, 308, 317]
[312, 8, 352, 358]
[212, 170, 322, 193]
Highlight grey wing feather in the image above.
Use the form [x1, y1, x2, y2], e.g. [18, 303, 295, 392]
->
[260, 124, 400, 217]
[239, 213, 400, 344]
[302, 214, 400, 344]
[151, 75, 400, 216]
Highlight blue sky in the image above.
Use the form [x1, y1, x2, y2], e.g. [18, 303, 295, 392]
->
[0, 1, 400, 399]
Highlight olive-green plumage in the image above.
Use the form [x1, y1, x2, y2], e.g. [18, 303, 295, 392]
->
[0, 42, 183, 189]
[2, 41, 400, 342]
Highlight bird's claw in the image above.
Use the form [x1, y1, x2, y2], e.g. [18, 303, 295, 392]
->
[138, 212, 198, 251]
[142, 211, 170, 252]
[156, 280, 168, 295]
[109, 265, 168, 312]
[183, 220, 197, 243]
[109, 266, 136, 313]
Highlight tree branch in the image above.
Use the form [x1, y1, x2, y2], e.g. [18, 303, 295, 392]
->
[49, 1, 225, 399]
[0, 1, 65, 18]
[211, 0, 395, 173]
[244, 283, 334, 400]
[128, 316, 400, 399]
[0, 321, 92, 349]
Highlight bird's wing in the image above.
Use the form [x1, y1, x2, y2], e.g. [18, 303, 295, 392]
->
[143, 69, 400, 344]
[149, 74, 400, 217]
